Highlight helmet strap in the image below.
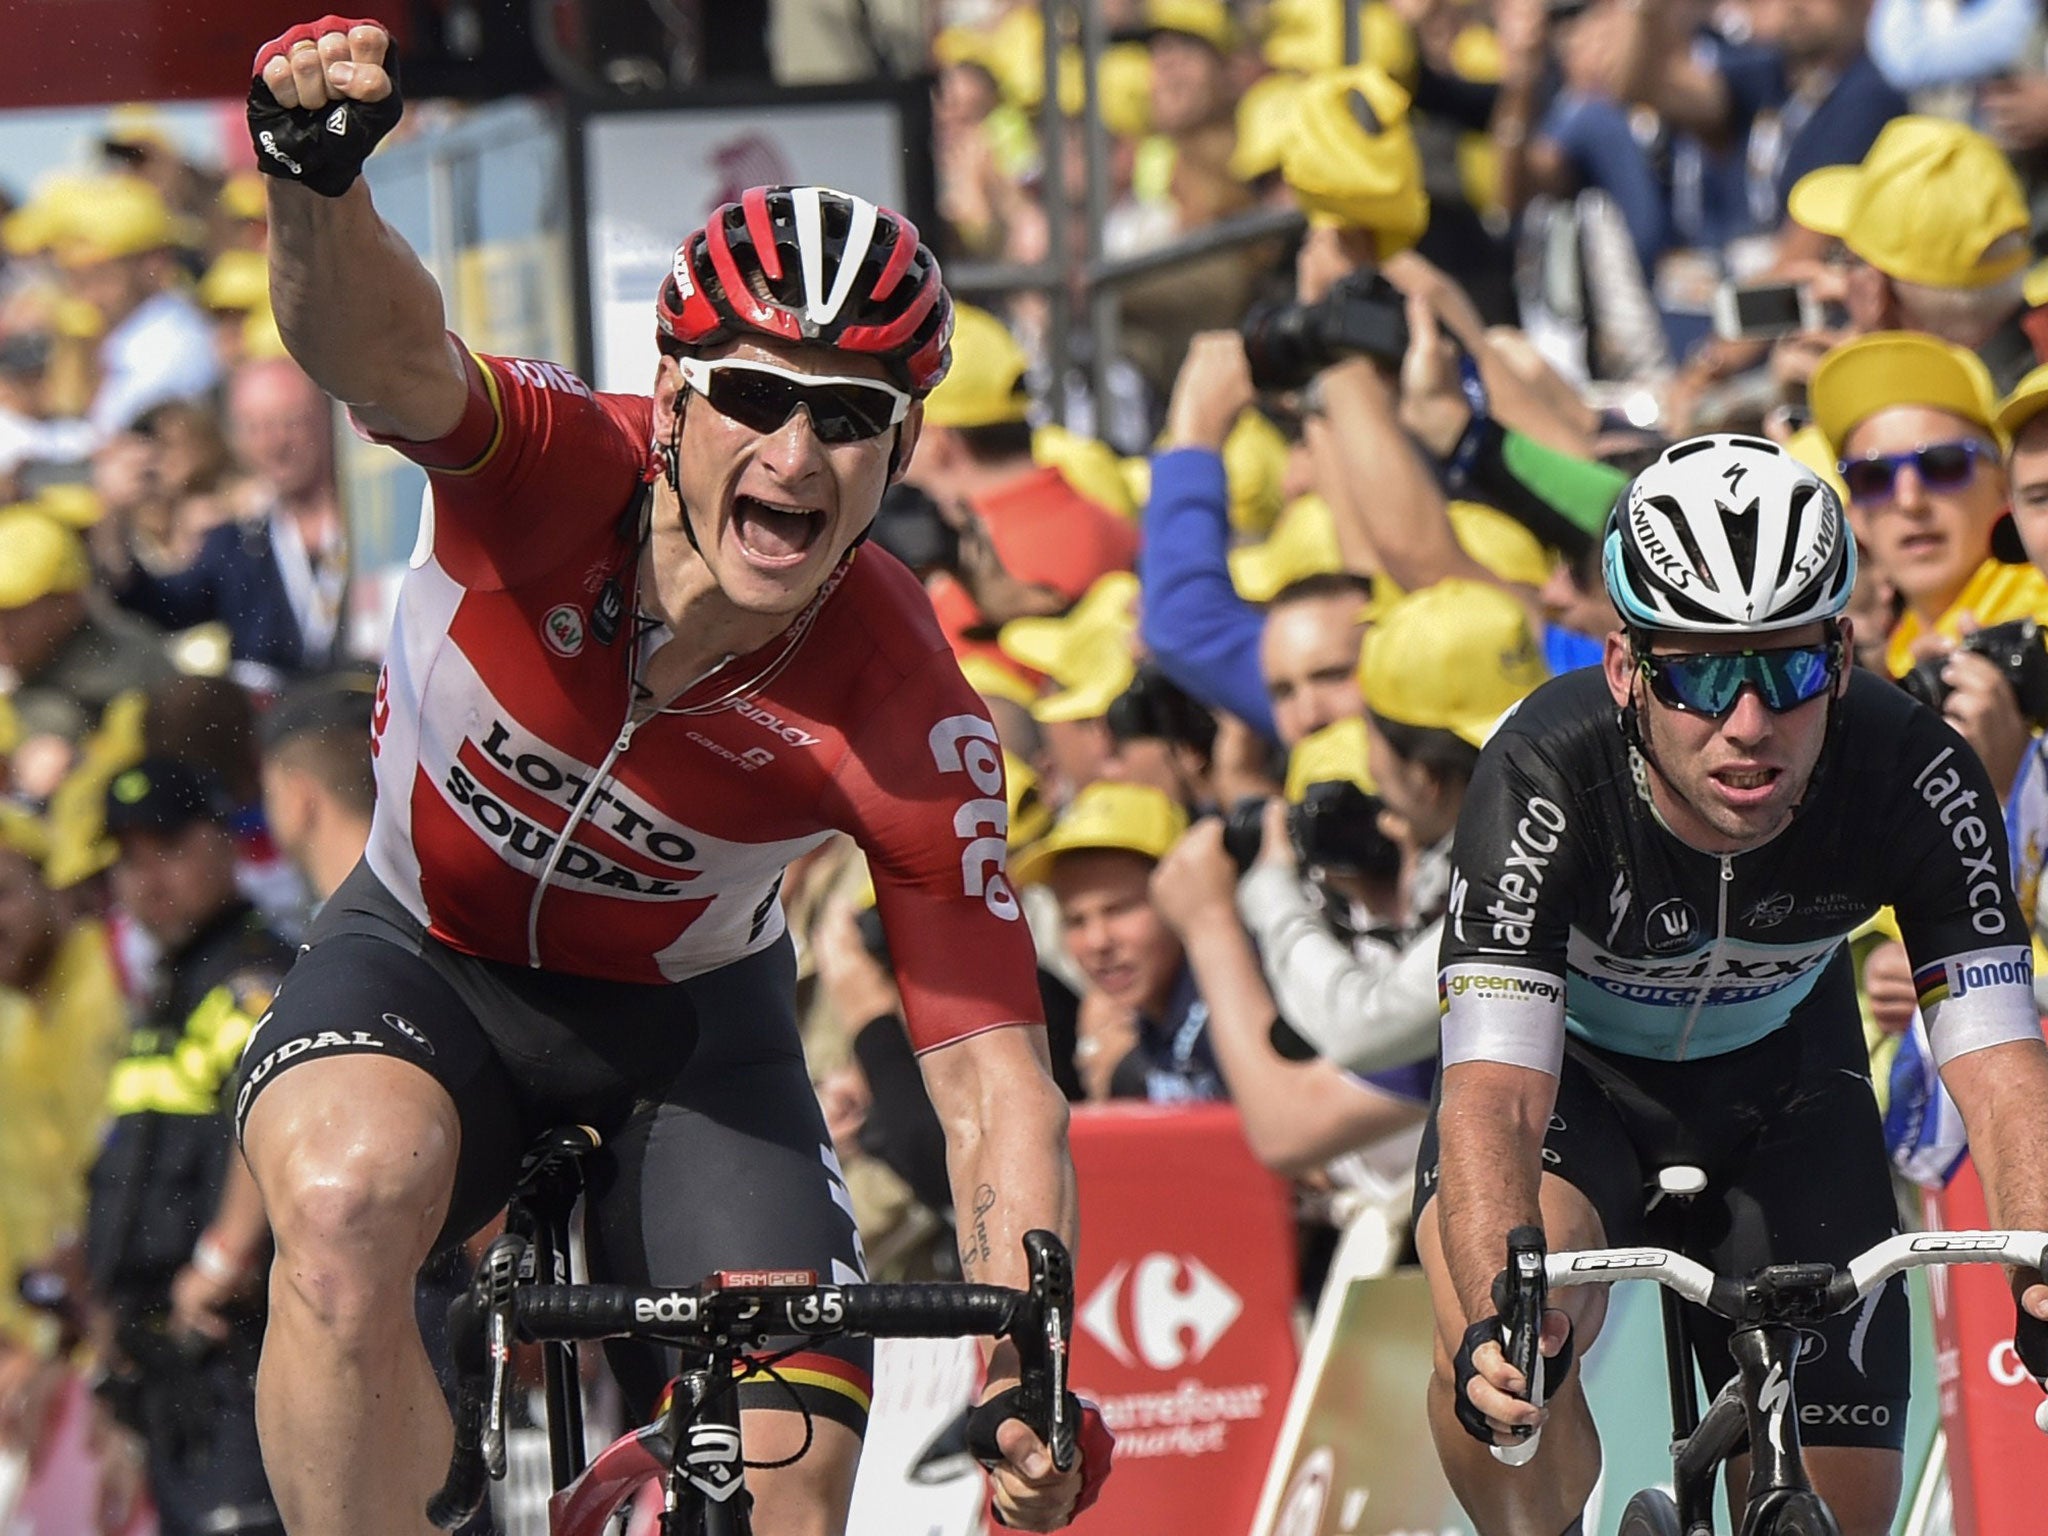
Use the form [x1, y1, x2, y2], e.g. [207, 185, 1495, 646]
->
[665, 391, 706, 559]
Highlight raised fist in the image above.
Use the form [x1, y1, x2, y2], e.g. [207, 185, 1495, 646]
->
[248, 16, 402, 197]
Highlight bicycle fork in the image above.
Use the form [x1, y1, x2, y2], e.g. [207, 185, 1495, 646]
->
[1663, 1318, 1814, 1536]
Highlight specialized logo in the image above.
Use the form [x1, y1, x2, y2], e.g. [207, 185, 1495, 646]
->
[541, 604, 585, 657]
[381, 1012, 435, 1056]
[1759, 1361, 1792, 1454]
[1644, 897, 1699, 954]
[681, 1423, 743, 1501]
[1629, 489, 1694, 593]
[1606, 871, 1632, 945]
[1914, 745, 2007, 936]
[1079, 1254, 1242, 1372]
[1487, 796, 1567, 947]
[928, 715, 1020, 921]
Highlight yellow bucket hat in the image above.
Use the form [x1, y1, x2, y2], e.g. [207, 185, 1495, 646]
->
[1230, 494, 1343, 602]
[1788, 117, 2030, 291]
[1280, 65, 1431, 256]
[0, 506, 92, 609]
[1285, 717, 1375, 801]
[1809, 331, 2004, 456]
[924, 303, 1031, 429]
[999, 571, 1141, 723]
[1360, 578, 1549, 746]
[959, 652, 1041, 710]
[1005, 750, 1055, 848]
[6, 175, 183, 267]
[1132, 0, 1240, 54]
[1010, 781, 1190, 886]
[198, 248, 269, 314]
[1060, 42, 1154, 138]
[1447, 500, 1554, 590]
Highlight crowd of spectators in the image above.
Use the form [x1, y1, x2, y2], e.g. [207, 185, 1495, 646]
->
[10, 0, 2048, 1525]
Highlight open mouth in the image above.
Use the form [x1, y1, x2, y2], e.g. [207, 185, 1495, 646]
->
[1712, 766, 1781, 800]
[732, 494, 825, 567]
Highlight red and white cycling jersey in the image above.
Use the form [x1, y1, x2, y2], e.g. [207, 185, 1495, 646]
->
[363, 348, 1041, 1050]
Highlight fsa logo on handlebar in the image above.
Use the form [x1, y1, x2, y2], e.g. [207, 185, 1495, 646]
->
[1569, 1250, 1666, 1271]
[928, 715, 1021, 922]
[633, 1294, 700, 1324]
[1909, 1233, 2010, 1252]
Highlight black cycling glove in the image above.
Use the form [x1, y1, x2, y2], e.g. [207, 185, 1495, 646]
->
[247, 16, 403, 198]
[1451, 1311, 1578, 1446]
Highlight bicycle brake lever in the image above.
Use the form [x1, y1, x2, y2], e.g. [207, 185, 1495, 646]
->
[1490, 1225, 1549, 1468]
[477, 1234, 526, 1481]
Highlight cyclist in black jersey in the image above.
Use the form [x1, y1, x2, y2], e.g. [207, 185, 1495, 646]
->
[1417, 434, 2048, 1536]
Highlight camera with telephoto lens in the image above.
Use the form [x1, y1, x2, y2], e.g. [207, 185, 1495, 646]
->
[868, 484, 961, 574]
[1898, 618, 2048, 730]
[1219, 785, 1402, 881]
[1239, 269, 1413, 392]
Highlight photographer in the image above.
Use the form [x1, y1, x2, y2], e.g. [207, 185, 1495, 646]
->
[1238, 581, 1552, 1077]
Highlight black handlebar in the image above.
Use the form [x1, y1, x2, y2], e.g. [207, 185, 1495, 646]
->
[427, 1229, 1078, 1529]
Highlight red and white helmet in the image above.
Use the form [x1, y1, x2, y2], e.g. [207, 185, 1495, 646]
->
[657, 185, 954, 396]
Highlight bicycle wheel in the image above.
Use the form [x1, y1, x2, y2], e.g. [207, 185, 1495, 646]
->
[1617, 1488, 1684, 1536]
[1754, 1490, 1843, 1536]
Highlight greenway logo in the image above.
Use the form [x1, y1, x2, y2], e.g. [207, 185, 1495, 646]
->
[1441, 968, 1565, 1005]
[1080, 1254, 1241, 1372]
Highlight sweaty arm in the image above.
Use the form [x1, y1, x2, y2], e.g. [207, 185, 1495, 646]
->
[266, 185, 467, 441]
[1433, 734, 1581, 1320]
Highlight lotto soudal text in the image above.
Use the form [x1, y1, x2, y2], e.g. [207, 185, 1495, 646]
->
[445, 718, 703, 896]
[1913, 746, 2008, 936]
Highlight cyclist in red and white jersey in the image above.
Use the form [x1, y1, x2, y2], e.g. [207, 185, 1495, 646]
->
[231, 17, 1108, 1536]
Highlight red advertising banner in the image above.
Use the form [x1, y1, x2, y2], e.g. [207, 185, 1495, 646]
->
[1924, 1156, 2048, 1536]
[1065, 1101, 1300, 1536]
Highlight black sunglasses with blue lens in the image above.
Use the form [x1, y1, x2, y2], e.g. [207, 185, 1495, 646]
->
[1637, 642, 1839, 717]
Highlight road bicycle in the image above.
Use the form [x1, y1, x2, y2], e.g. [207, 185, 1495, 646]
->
[426, 1126, 1078, 1535]
[1486, 1167, 2048, 1536]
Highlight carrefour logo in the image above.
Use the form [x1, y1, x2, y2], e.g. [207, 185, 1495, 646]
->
[1079, 1253, 1242, 1371]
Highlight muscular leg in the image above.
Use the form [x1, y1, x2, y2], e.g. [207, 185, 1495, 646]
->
[738, 1415, 861, 1536]
[243, 1053, 460, 1536]
[1722, 1447, 1900, 1536]
[1415, 1173, 1612, 1536]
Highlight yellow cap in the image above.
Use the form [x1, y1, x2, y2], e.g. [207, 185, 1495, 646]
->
[934, 24, 994, 71]
[198, 248, 269, 313]
[998, 570, 1141, 723]
[1034, 425, 1137, 518]
[1230, 493, 1342, 602]
[1006, 750, 1055, 848]
[0, 695, 16, 757]
[1810, 331, 2004, 455]
[1783, 424, 1853, 507]
[219, 171, 268, 223]
[959, 652, 1040, 709]
[982, 7, 1052, 110]
[1360, 579, 1548, 746]
[0, 506, 91, 609]
[1262, 0, 1417, 83]
[1060, 42, 1153, 138]
[924, 303, 1030, 428]
[1120, 454, 1152, 512]
[1281, 65, 1430, 256]
[5, 174, 181, 267]
[1136, 0, 1239, 54]
[1997, 362, 2048, 444]
[1285, 717, 1375, 801]
[1223, 408, 1290, 535]
[1447, 500, 1553, 589]
[1011, 781, 1190, 886]
[102, 104, 172, 154]
[1788, 117, 2029, 291]
[1231, 73, 1308, 181]
[1447, 23, 1503, 82]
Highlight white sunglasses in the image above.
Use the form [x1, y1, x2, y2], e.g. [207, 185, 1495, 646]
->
[677, 356, 911, 443]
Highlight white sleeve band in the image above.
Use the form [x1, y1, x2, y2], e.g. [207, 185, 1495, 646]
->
[1438, 962, 1568, 1076]
[1921, 945, 2044, 1067]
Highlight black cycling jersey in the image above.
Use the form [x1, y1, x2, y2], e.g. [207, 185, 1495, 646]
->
[1438, 667, 2038, 1069]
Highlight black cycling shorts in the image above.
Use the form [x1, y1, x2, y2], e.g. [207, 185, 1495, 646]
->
[235, 862, 876, 1435]
[1414, 952, 1909, 1450]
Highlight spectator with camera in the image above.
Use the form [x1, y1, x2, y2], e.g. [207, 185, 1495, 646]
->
[1787, 117, 2036, 391]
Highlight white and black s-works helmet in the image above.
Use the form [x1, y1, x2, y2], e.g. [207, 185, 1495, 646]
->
[1604, 434, 1855, 634]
